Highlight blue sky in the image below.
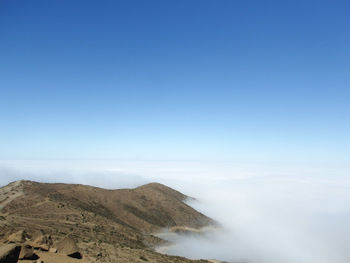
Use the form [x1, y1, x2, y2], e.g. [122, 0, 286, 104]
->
[0, 0, 349, 162]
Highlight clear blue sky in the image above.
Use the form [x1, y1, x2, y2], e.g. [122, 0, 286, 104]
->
[0, 0, 349, 162]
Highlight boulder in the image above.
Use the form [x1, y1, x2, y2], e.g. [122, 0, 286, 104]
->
[31, 230, 45, 241]
[19, 244, 38, 260]
[0, 243, 21, 263]
[49, 247, 57, 253]
[30, 230, 52, 251]
[56, 236, 82, 259]
[7, 230, 28, 243]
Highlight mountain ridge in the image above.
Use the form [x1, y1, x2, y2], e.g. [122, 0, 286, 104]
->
[0, 180, 216, 263]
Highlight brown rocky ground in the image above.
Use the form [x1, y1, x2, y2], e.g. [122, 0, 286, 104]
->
[0, 180, 216, 263]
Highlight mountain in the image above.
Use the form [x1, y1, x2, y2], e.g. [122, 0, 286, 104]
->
[0, 180, 215, 263]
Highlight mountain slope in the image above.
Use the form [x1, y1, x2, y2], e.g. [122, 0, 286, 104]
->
[0, 180, 214, 263]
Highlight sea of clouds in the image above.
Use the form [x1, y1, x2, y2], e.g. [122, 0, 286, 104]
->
[1, 160, 349, 263]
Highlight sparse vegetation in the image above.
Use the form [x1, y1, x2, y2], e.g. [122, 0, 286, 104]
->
[0, 180, 214, 263]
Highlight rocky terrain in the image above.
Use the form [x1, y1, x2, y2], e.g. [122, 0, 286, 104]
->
[0, 180, 216, 263]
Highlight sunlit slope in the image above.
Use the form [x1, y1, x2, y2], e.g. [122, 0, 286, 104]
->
[0, 180, 214, 263]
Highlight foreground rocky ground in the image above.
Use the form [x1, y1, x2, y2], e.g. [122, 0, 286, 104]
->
[0, 180, 217, 263]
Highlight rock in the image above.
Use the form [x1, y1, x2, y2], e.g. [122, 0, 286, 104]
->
[30, 230, 52, 251]
[19, 244, 38, 260]
[7, 230, 28, 243]
[31, 230, 45, 241]
[56, 236, 82, 259]
[0, 243, 21, 263]
[49, 247, 57, 253]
